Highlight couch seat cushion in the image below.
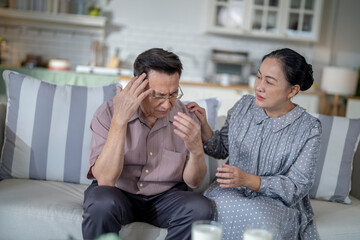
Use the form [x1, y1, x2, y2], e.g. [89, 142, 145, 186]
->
[119, 222, 167, 240]
[311, 195, 360, 240]
[0, 178, 87, 240]
[0, 179, 169, 240]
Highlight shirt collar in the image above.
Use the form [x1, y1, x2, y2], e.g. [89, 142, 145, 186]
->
[250, 103, 305, 132]
[129, 107, 142, 123]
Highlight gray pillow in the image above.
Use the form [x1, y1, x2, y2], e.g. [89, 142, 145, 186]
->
[0, 70, 116, 184]
[182, 97, 222, 193]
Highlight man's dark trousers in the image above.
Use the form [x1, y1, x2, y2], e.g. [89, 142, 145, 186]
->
[82, 181, 214, 240]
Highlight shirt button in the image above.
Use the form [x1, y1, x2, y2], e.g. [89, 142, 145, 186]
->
[149, 152, 153, 156]
[145, 169, 149, 173]
[139, 183, 143, 187]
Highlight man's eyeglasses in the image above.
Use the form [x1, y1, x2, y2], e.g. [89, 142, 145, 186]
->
[150, 86, 183, 102]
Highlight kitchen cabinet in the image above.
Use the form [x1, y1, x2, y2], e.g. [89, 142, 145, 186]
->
[180, 82, 324, 116]
[346, 97, 360, 118]
[206, 0, 323, 42]
[292, 90, 325, 113]
[180, 82, 253, 116]
[118, 77, 325, 116]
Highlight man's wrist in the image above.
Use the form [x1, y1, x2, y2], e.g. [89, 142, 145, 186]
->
[110, 117, 128, 130]
[190, 148, 204, 159]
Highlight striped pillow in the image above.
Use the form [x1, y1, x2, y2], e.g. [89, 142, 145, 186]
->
[0, 70, 116, 184]
[309, 113, 360, 204]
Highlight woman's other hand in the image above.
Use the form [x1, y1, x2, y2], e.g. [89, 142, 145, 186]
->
[216, 163, 261, 191]
[186, 102, 213, 142]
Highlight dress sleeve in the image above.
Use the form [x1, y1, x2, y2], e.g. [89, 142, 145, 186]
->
[203, 117, 230, 159]
[257, 120, 322, 207]
[203, 100, 238, 159]
[203, 95, 251, 159]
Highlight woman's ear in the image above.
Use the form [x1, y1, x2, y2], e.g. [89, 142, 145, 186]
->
[288, 84, 300, 99]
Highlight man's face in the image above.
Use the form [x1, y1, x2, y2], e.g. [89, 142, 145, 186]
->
[140, 69, 180, 120]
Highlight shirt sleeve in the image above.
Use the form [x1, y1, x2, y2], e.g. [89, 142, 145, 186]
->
[86, 102, 112, 179]
[257, 120, 322, 207]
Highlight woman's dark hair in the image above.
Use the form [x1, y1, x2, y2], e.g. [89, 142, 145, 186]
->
[133, 48, 183, 77]
[262, 48, 314, 91]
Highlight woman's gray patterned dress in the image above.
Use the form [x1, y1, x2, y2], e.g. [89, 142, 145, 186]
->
[204, 95, 321, 240]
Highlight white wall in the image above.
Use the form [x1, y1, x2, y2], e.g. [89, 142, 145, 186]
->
[313, 0, 360, 79]
[100, 0, 314, 82]
[1, 0, 359, 85]
[332, 0, 360, 68]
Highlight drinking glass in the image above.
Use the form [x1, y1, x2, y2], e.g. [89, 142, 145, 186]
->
[191, 220, 222, 240]
[243, 224, 274, 240]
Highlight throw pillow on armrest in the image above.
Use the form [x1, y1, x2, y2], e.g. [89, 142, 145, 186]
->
[182, 97, 222, 193]
[309, 113, 360, 204]
[0, 70, 117, 184]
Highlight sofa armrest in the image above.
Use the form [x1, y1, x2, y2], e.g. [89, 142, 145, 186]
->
[351, 142, 360, 199]
[0, 102, 6, 156]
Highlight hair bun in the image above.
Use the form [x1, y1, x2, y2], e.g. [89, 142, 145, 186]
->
[300, 64, 314, 91]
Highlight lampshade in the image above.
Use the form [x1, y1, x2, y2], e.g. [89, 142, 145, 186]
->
[321, 66, 359, 96]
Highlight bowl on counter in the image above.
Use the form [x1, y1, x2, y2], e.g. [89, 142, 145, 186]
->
[48, 59, 70, 71]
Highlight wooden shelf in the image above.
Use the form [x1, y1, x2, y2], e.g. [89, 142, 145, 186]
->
[0, 8, 106, 28]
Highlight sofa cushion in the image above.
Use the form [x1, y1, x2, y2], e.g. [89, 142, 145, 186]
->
[0, 70, 117, 184]
[311, 195, 360, 240]
[0, 178, 168, 240]
[0, 178, 87, 240]
[119, 222, 167, 240]
[309, 113, 360, 204]
[351, 142, 360, 199]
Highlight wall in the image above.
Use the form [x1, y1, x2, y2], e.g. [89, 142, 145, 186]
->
[331, 0, 360, 68]
[313, 0, 360, 71]
[100, 0, 313, 82]
[0, 27, 102, 68]
[1, 0, 359, 85]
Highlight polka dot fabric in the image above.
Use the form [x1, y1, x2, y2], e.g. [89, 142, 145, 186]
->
[204, 95, 321, 240]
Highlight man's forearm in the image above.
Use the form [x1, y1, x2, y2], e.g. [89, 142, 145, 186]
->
[92, 121, 127, 186]
[183, 152, 207, 189]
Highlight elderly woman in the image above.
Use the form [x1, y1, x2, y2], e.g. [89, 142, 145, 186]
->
[187, 48, 321, 240]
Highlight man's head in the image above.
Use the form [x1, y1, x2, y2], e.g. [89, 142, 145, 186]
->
[134, 48, 183, 123]
[133, 48, 183, 77]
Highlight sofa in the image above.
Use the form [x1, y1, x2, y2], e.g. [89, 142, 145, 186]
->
[0, 69, 360, 240]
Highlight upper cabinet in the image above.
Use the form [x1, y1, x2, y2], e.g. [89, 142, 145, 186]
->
[206, 0, 323, 42]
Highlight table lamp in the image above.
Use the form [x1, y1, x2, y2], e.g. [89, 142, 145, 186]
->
[321, 66, 359, 116]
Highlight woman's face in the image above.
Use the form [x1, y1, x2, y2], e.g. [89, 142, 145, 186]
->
[254, 57, 298, 116]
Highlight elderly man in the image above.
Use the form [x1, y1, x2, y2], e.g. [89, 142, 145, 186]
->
[82, 48, 213, 240]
